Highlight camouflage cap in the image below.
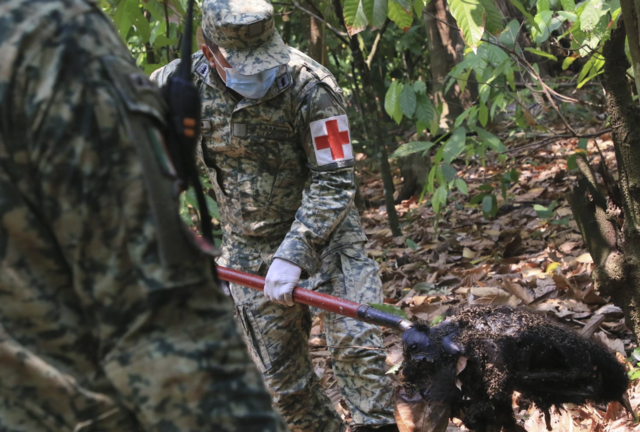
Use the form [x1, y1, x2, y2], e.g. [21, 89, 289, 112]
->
[202, 0, 290, 75]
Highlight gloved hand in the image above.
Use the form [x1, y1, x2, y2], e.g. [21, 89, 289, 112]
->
[264, 258, 302, 307]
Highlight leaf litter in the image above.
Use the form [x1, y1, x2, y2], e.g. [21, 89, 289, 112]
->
[309, 132, 640, 431]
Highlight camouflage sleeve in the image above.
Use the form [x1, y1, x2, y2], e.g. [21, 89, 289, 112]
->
[149, 58, 181, 87]
[273, 84, 356, 274]
[4, 10, 283, 432]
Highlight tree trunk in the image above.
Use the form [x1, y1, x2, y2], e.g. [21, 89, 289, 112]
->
[307, 14, 327, 65]
[422, 0, 475, 131]
[570, 7, 640, 338]
[332, 0, 402, 236]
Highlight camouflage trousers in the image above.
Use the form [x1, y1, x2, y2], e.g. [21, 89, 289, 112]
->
[221, 241, 396, 432]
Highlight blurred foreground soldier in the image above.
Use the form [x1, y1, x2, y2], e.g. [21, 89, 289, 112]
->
[0, 0, 287, 431]
[152, 0, 398, 431]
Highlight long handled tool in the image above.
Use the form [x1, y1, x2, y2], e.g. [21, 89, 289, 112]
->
[218, 266, 413, 332]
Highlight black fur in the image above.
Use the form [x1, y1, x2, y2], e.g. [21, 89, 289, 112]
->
[401, 306, 629, 432]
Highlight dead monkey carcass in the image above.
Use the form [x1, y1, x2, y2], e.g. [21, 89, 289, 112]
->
[400, 306, 629, 432]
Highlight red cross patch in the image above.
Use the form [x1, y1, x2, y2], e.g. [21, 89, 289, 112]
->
[310, 115, 353, 166]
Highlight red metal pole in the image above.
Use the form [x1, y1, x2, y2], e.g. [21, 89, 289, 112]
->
[217, 266, 361, 318]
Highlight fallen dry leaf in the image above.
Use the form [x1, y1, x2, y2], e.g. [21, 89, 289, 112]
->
[394, 388, 450, 432]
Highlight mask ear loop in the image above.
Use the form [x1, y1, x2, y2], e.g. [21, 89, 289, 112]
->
[210, 50, 228, 83]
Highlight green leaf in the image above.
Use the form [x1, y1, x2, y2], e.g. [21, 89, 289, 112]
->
[344, 0, 369, 35]
[367, 302, 409, 319]
[448, 0, 486, 48]
[205, 196, 221, 220]
[507, 0, 541, 32]
[363, 0, 389, 28]
[391, 0, 413, 9]
[567, 153, 579, 170]
[400, 84, 417, 117]
[580, 0, 605, 32]
[537, 0, 550, 12]
[432, 185, 448, 213]
[475, 127, 507, 152]
[524, 47, 558, 61]
[406, 238, 419, 250]
[435, 164, 446, 186]
[578, 56, 604, 88]
[114, 0, 133, 39]
[125, 0, 151, 43]
[413, 80, 427, 94]
[482, 194, 498, 217]
[385, 81, 404, 123]
[534, 203, 554, 219]
[442, 163, 458, 181]
[454, 106, 474, 129]
[388, 1, 414, 30]
[478, 103, 489, 127]
[415, 93, 435, 125]
[499, 19, 520, 48]
[577, 57, 594, 87]
[479, 0, 505, 35]
[167, 0, 185, 17]
[430, 314, 445, 325]
[413, 0, 426, 15]
[442, 127, 467, 163]
[470, 192, 490, 205]
[455, 178, 469, 195]
[557, 11, 577, 21]
[392, 141, 435, 158]
[578, 138, 588, 150]
[561, 0, 576, 12]
[551, 217, 571, 225]
[532, 10, 565, 44]
[562, 55, 577, 70]
[482, 194, 494, 214]
[153, 34, 179, 48]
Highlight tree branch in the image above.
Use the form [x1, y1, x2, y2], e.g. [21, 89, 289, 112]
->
[365, 19, 391, 68]
[289, 0, 350, 44]
[503, 128, 613, 155]
[163, 0, 171, 61]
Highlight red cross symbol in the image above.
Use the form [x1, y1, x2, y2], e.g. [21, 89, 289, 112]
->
[314, 119, 351, 160]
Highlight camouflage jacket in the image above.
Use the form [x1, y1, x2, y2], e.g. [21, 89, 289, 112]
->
[152, 49, 367, 275]
[0, 1, 285, 431]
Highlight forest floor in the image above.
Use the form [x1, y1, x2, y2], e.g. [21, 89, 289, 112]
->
[309, 129, 640, 432]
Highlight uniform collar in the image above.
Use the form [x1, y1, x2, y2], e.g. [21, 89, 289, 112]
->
[194, 57, 292, 112]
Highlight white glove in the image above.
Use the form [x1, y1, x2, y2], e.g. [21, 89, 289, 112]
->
[220, 279, 231, 297]
[264, 258, 302, 307]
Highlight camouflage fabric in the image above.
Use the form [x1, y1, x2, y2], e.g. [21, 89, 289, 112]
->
[218, 241, 395, 432]
[0, 1, 287, 431]
[152, 49, 368, 275]
[201, 0, 290, 75]
[152, 46, 396, 430]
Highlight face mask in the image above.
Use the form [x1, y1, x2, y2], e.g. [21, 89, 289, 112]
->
[212, 54, 277, 99]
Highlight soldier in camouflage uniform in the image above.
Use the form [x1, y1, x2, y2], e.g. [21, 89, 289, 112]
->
[152, 1, 398, 431]
[0, 1, 288, 431]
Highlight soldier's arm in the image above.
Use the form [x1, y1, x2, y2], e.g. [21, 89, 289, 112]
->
[273, 83, 357, 275]
[149, 58, 181, 87]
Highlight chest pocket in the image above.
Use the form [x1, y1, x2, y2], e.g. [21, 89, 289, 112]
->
[227, 121, 305, 234]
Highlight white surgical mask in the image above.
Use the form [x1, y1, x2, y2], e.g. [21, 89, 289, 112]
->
[212, 54, 277, 99]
